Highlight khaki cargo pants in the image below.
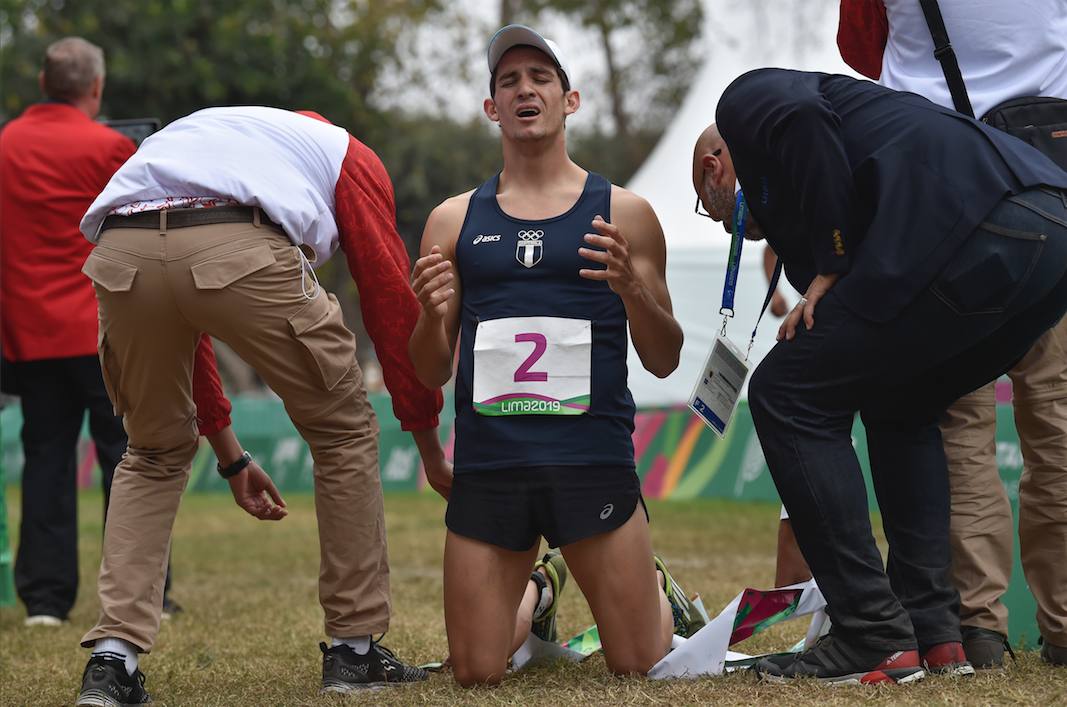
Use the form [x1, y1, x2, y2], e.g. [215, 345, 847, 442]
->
[941, 315, 1067, 646]
[79, 214, 389, 651]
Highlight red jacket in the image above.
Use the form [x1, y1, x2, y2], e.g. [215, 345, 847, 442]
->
[1, 102, 135, 361]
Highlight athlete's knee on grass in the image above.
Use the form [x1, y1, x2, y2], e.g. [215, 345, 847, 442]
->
[451, 655, 508, 687]
[603, 648, 661, 677]
[600, 617, 671, 677]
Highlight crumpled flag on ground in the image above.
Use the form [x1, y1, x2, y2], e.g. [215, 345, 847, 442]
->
[512, 596, 715, 671]
[511, 580, 827, 677]
[649, 578, 828, 679]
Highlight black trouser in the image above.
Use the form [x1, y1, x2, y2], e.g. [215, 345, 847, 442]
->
[12, 355, 172, 619]
[750, 187, 1067, 652]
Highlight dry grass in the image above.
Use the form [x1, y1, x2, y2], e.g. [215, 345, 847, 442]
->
[1, 490, 1064, 705]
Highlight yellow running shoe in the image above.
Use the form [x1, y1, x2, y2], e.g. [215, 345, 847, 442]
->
[531, 549, 568, 642]
[655, 555, 705, 638]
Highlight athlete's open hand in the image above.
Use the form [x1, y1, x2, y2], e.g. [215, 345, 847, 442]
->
[228, 460, 288, 521]
[411, 245, 455, 319]
[578, 215, 641, 298]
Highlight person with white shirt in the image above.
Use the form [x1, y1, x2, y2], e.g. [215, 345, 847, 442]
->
[839, 0, 1067, 670]
[73, 107, 451, 706]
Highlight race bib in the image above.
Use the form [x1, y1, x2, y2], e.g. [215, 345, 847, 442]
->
[473, 316, 591, 416]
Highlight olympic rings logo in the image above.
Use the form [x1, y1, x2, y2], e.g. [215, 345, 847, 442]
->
[517, 229, 544, 239]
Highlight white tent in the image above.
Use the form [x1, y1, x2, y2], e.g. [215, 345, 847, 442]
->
[625, 1, 860, 406]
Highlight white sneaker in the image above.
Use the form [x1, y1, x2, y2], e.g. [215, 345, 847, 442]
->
[24, 614, 63, 627]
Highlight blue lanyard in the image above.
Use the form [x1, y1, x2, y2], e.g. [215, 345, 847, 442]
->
[750, 259, 782, 356]
[720, 190, 747, 326]
[719, 189, 783, 358]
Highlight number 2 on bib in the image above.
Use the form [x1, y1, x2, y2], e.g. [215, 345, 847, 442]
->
[472, 316, 592, 416]
[514, 333, 548, 382]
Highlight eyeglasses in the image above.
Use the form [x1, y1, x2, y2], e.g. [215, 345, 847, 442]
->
[695, 197, 712, 218]
[694, 148, 722, 219]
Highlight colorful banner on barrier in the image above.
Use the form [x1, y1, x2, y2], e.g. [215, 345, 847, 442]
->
[0, 395, 1027, 506]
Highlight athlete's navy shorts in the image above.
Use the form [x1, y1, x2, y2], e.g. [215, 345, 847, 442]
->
[445, 465, 648, 551]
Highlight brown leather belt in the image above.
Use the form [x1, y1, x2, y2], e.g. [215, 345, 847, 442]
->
[101, 206, 282, 232]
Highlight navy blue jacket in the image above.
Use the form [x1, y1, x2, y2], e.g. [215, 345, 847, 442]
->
[716, 69, 1067, 322]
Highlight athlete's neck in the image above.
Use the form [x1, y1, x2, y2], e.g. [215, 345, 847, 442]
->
[496, 158, 587, 222]
[499, 128, 580, 184]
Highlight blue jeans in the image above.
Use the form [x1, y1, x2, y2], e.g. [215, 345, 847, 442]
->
[750, 187, 1067, 651]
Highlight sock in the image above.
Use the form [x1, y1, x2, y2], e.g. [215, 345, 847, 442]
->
[331, 635, 371, 655]
[92, 637, 139, 676]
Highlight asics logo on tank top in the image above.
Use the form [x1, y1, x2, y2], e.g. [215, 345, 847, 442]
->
[473, 234, 501, 245]
[516, 229, 545, 268]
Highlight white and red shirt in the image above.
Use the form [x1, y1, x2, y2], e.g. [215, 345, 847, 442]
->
[83, 107, 350, 263]
[839, 0, 1067, 116]
[82, 106, 442, 431]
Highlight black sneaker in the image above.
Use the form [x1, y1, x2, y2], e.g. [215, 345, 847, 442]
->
[1040, 637, 1067, 667]
[75, 655, 150, 706]
[961, 625, 1011, 670]
[753, 634, 925, 685]
[320, 641, 429, 692]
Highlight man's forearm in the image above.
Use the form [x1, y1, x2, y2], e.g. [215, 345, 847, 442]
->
[409, 315, 454, 389]
[621, 284, 683, 378]
[410, 427, 445, 464]
[205, 425, 244, 467]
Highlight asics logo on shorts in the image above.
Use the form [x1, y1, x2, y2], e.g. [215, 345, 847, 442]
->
[473, 234, 501, 244]
[600, 503, 614, 520]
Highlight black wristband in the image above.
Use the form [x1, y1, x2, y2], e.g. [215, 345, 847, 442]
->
[218, 451, 252, 479]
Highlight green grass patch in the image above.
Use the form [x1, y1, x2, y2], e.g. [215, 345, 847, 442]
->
[1, 490, 1063, 705]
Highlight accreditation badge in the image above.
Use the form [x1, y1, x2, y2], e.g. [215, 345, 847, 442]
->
[689, 335, 750, 438]
[472, 316, 591, 416]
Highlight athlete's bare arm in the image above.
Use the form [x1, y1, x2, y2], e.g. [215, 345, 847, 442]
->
[578, 187, 683, 378]
[409, 191, 471, 389]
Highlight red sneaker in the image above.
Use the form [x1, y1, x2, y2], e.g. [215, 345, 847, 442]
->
[922, 642, 976, 676]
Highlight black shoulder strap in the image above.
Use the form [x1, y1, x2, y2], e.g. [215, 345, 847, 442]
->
[917, 0, 975, 118]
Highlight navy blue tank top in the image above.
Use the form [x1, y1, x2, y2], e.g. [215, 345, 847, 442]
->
[453, 172, 636, 473]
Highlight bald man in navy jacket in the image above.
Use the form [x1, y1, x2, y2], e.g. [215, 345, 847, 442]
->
[693, 68, 1067, 684]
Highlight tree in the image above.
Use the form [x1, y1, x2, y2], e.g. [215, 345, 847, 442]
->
[0, 0, 442, 133]
[493, 0, 703, 183]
